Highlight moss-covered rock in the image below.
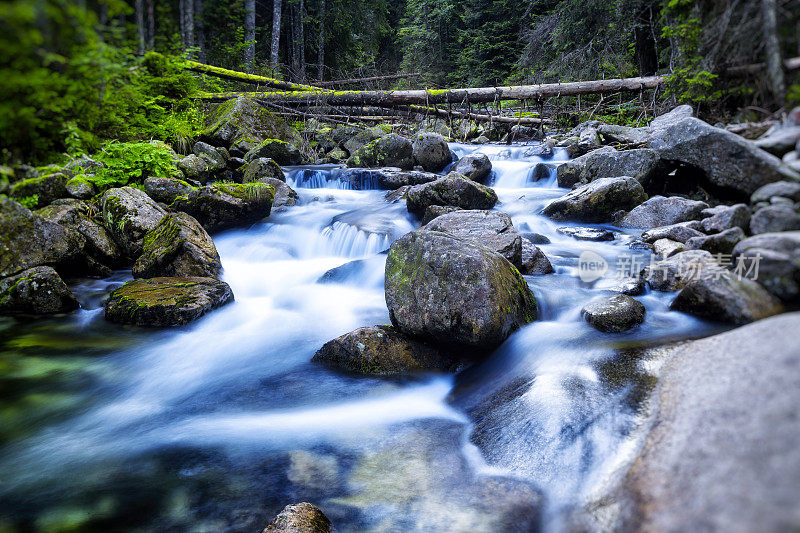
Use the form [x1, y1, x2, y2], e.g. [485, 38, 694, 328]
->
[243, 157, 285, 183]
[201, 96, 302, 149]
[452, 153, 492, 182]
[143, 176, 196, 204]
[170, 182, 274, 232]
[342, 126, 385, 155]
[65, 175, 96, 200]
[261, 502, 332, 533]
[0, 266, 79, 315]
[100, 186, 167, 260]
[412, 132, 452, 172]
[244, 139, 302, 166]
[133, 213, 222, 279]
[10, 172, 69, 208]
[542, 177, 647, 223]
[312, 325, 459, 375]
[177, 154, 213, 182]
[385, 229, 537, 351]
[422, 210, 523, 268]
[405, 173, 498, 217]
[0, 196, 85, 278]
[582, 294, 646, 333]
[346, 133, 414, 170]
[104, 276, 233, 326]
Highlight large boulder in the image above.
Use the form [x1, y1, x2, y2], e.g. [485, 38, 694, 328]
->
[133, 213, 222, 279]
[670, 273, 782, 324]
[385, 230, 537, 350]
[542, 177, 647, 223]
[405, 174, 498, 217]
[648, 117, 800, 197]
[375, 168, 439, 189]
[10, 172, 69, 208]
[581, 294, 646, 333]
[201, 96, 300, 149]
[452, 153, 492, 182]
[556, 146, 615, 188]
[177, 154, 214, 183]
[749, 205, 800, 234]
[412, 132, 452, 172]
[732, 232, 800, 302]
[343, 126, 385, 155]
[244, 139, 302, 166]
[312, 325, 457, 375]
[100, 187, 167, 260]
[556, 148, 665, 189]
[642, 249, 721, 292]
[422, 210, 522, 268]
[0, 196, 85, 278]
[261, 502, 333, 533]
[619, 195, 708, 229]
[144, 177, 195, 205]
[346, 133, 415, 170]
[700, 203, 750, 233]
[243, 157, 285, 183]
[0, 266, 79, 315]
[171, 182, 274, 232]
[104, 277, 234, 326]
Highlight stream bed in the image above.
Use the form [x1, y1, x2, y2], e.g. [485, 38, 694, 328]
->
[0, 144, 727, 532]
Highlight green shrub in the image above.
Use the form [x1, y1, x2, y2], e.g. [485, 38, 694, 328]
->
[88, 142, 178, 193]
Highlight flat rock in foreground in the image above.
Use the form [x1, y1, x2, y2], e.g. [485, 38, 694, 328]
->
[105, 277, 233, 326]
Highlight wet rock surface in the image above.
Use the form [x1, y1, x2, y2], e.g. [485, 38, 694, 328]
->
[171, 182, 274, 232]
[100, 186, 167, 260]
[133, 213, 222, 279]
[405, 174, 498, 216]
[543, 177, 647, 223]
[261, 502, 333, 533]
[581, 294, 646, 333]
[0, 266, 79, 315]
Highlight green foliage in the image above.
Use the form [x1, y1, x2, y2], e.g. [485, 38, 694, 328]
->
[15, 195, 40, 209]
[787, 84, 800, 108]
[89, 142, 177, 193]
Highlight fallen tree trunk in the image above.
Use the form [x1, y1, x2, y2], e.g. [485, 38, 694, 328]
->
[315, 72, 423, 87]
[184, 60, 317, 92]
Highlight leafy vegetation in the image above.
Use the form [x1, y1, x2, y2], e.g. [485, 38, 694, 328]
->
[88, 142, 179, 193]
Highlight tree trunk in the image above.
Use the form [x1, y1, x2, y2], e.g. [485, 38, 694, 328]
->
[194, 0, 205, 62]
[146, 0, 155, 50]
[316, 0, 325, 81]
[180, 0, 195, 56]
[762, 0, 785, 104]
[289, 1, 301, 81]
[298, 0, 306, 81]
[634, 2, 659, 75]
[270, 0, 283, 71]
[135, 0, 146, 55]
[244, 0, 256, 71]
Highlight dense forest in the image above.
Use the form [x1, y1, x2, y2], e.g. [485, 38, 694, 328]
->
[2, 0, 800, 164]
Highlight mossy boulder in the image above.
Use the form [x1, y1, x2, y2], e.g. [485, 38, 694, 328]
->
[452, 153, 492, 182]
[104, 276, 234, 326]
[312, 325, 459, 375]
[170, 182, 274, 232]
[542, 177, 647, 223]
[0, 196, 86, 278]
[65, 175, 96, 200]
[243, 157, 285, 183]
[405, 173, 498, 217]
[10, 172, 69, 208]
[385, 229, 537, 351]
[346, 133, 414, 170]
[100, 187, 167, 260]
[342, 126, 385, 155]
[422, 210, 523, 268]
[143, 176, 196, 204]
[177, 154, 214, 182]
[0, 266, 79, 315]
[244, 139, 302, 166]
[133, 213, 222, 279]
[261, 502, 332, 533]
[202, 96, 301, 149]
[582, 294, 646, 333]
[412, 132, 452, 172]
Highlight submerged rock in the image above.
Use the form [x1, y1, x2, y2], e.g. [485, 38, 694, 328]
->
[405, 174, 498, 217]
[670, 274, 782, 324]
[347, 133, 414, 170]
[171, 182, 274, 232]
[619, 195, 708, 229]
[412, 132, 452, 172]
[261, 502, 333, 533]
[542, 177, 647, 223]
[312, 325, 457, 375]
[385, 230, 537, 350]
[581, 294, 646, 333]
[100, 186, 167, 260]
[0, 266, 79, 315]
[732, 231, 800, 302]
[452, 153, 492, 182]
[105, 277, 233, 326]
[133, 213, 222, 279]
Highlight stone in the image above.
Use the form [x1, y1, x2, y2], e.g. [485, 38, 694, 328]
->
[452, 153, 492, 182]
[684, 227, 745, 255]
[581, 294, 646, 333]
[133, 213, 222, 279]
[597, 124, 650, 145]
[343, 127, 385, 155]
[263, 177, 298, 209]
[521, 232, 551, 245]
[648, 117, 800, 197]
[261, 502, 332, 533]
[556, 148, 665, 189]
[641, 250, 721, 292]
[171, 182, 274, 233]
[0, 266, 79, 315]
[412, 132, 452, 172]
[700, 203, 750, 233]
[671, 274, 782, 324]
[201, 96, 300, 150]
[100, 186, 167, 260]
[312, 325, 458, 375]
[556, 146, 616, 188]
[557, 226, 615, 241]
[65, 176, 96, 200]
[375, 168, 439, 189]
[422, 210, 523, 268]
[652, 238, 684, 258]
[749, 205, 800, 234]
[346, 133, 415, 170]
[385, 230, 537, 350]
[732, 231, 800, 302]
[36, 199, 121, 268]
[10, 172, 69, 208]
[244, 139, 302, 166]
[420, 205, 461, 225]
[144, 177, 195, 205]
[754, 127, 800, 157]
[619, 195, 708, 229]
[520, 239, 554, 275]
[641, 222, 705, 244]
[405, 174, 498, 217]
[104, 277, 234, 326]
[542, 177, 647, 223]
[243, 158, 285, 183]
[750, 180, 800, 203]
[177, 154, 213, 182]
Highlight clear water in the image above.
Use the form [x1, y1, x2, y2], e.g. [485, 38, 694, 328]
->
[0, 143, 726, 532]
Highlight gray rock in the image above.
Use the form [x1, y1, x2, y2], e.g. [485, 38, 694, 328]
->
[732, 231, 800, 302]
[754, 127, 800, 157]
[647, 104, 694, 132]
[420, 205, 461, 225]
[201, 96, 299, 149]
[133, 212, 222, 279]
[10, 172, 69, 208]
[193, 141, 228, 169]
[750, 180, 800, 203]
[312, 325, 457, 375]
[243, 157, 285, 183]
[347, 133, 414, 170]
[642, 249, 721, 291]
[684, 227, 745, 255]
[700, 203, 750, 233]
[263, 177, 298, 209]
[144, 177, 195, 205]
[261, 502, 332, 533]
[65, 176, 96, 200]
[597, 124, 650, 145]
[652, 238, 684, 258]
[521, 232, 551, 245]
[405, 173, 498, 216]
[343, 127, 385, 155]
[520, 239, 554, 275]
[649, 117, 800, 197]
[0, 266, 79, 315]
[105, 276, 234, 326]
[641, 221, 705, 244]
[385, 230, 537, 350]
[577, 127, 602, 154]
[671, 274, 782, 324]
[423, 210, 523, 268]
[452, 153, 492, 182]
[170, 182, 274, 233]
[244, 139, 302, 165]
[582, 294, 646, 333]
[557, 226, 615, 241]
[36, 199, 121, 268]
[177, 154, 213, 182]
[543, 177, 647, 223]
[620, 195, 708, 229]
[750, 205, 800, 234]
[556, 146, 616, 188]
[412, 132, 452, 172]
[557, 148, 665, 189]
[376, 168, 439, 189]
[100, 186, 167, 260]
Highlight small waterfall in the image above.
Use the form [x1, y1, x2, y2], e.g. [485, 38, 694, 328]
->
[287, 167, 383, 190]
[320, 221, 392, 257]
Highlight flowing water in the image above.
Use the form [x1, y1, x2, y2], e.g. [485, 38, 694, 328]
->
[0, 144, 726, 532]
